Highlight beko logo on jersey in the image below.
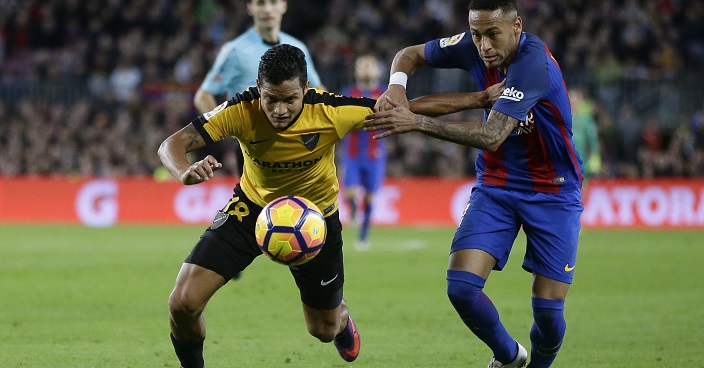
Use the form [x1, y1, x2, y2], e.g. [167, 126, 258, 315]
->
[499, 86, 524, 102]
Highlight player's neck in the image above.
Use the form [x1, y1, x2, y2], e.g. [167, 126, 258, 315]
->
[255, 25, 281, 44]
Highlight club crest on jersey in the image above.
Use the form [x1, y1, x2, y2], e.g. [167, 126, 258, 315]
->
[439, 33, 465, 48]
[203, 101, 228, 120]
[513, 111, 535, 135]
[301, 133, 320, 151]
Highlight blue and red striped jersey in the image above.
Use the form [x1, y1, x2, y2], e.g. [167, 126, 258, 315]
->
[340, 85, 386, 160]
[424, 32, 583, 193]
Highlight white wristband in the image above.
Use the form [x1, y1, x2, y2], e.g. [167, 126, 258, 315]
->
[388, 72, 408, 88]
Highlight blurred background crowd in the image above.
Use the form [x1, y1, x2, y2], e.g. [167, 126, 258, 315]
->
[1, 0, 703, 178]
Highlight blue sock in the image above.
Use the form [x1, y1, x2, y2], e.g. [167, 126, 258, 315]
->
[359, 201, 372, 240]
[527, 298, 566, 368]
[447, 270, 517, 363]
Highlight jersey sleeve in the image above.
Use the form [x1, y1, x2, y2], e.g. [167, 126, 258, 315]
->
[192, 98, 244, 143]
[332, 96, 376, 138]
[200, 43, 240, 95]
[491, 41, 549, 121]
[424, 32, 481, 71]
[335, 106, 372, 138]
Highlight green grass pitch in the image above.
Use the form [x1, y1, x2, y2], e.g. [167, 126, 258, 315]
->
[0, 224, 702, 367]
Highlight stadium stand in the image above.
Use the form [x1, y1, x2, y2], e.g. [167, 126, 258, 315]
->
[1, 0, 702, 177]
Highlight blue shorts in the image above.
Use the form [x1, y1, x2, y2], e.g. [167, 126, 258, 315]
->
[451, 184, 583, 284]
[343, 157, 385, 193]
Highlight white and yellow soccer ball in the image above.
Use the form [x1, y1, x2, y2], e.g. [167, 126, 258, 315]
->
[255, 195, 327, 266]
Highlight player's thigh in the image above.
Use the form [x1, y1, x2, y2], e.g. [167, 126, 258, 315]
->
[451, 185, 521, 271]
[289, 211, 344, 310]
[520, 190, 583, 284]
[185, 185, 264, 280]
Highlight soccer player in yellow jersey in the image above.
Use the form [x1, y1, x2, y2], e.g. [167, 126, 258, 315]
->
[158, 44, 368, 367]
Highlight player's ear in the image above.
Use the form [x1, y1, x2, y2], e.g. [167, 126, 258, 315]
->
[281, 0, 288, 14]
[256, 78, 261, 90]
[514, 16, 522, 36]
[303, 80, 310, 93]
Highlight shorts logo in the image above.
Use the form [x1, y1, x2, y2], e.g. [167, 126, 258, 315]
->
[320, 274, 339, 286]
[564, 264, 576, 272]
[203, 101, 228, 120]
[211, 210, 229, 229]
[439, 33, 465, 48]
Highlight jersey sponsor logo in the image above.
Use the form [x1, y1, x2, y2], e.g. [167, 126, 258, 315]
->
[249, 138, 271, 145]
[513, 111, 535, 135]
[499, 86, 525, 102]
[564, 264, 576, 272]
[203, 101, 228, 120]
[301, 133, 320, 151]
[243, 149, 324, 172]
[439, 33, 465, 48]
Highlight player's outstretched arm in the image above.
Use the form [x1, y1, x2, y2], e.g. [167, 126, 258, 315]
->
[409, 80, 505, 117]
[375, 44, 427, 112]
[158, 123, 222, 185]
[365, 96, 518, 152]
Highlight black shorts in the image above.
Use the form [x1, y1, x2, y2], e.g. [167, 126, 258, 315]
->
[184, 184, 345, 310]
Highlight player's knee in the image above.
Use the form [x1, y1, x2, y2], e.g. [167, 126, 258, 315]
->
[306, 320, 338, 343]
[446, 270, 485, 306]
[532, 298, 566, 336]
[168, 290, 205, 321]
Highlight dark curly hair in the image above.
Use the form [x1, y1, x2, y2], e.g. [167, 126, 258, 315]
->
[468, 0, 517, 13]
[258, 44, 308, 88]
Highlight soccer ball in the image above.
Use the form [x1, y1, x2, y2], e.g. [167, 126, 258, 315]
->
[255, 195, 327, 266]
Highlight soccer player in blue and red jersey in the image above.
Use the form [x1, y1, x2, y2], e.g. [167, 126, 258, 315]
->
[366, 1, 584, 367]
[339, 54, 386, 250]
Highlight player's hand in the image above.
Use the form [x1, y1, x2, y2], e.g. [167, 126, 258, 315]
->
[365, 96, 420, 139]
[484, 80, 506, 107]
[180, 155, 222, 185]
[374, 85, 409, 112]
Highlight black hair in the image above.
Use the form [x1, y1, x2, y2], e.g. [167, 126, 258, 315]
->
[468, 0, 517, 13]
[258, 44, 308, 88]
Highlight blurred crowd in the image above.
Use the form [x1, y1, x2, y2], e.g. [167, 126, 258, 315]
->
[1, 0, 703, 178]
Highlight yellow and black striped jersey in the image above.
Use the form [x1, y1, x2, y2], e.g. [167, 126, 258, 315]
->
[192, 87, 376, 216]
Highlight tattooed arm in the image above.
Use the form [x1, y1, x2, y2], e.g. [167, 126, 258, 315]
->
[157, 123, 222, 185]
[365, 97, 518, 152]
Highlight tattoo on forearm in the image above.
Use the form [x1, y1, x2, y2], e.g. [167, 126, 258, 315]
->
[418, 112, 518, 151]
[183, 124, 202, 150]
